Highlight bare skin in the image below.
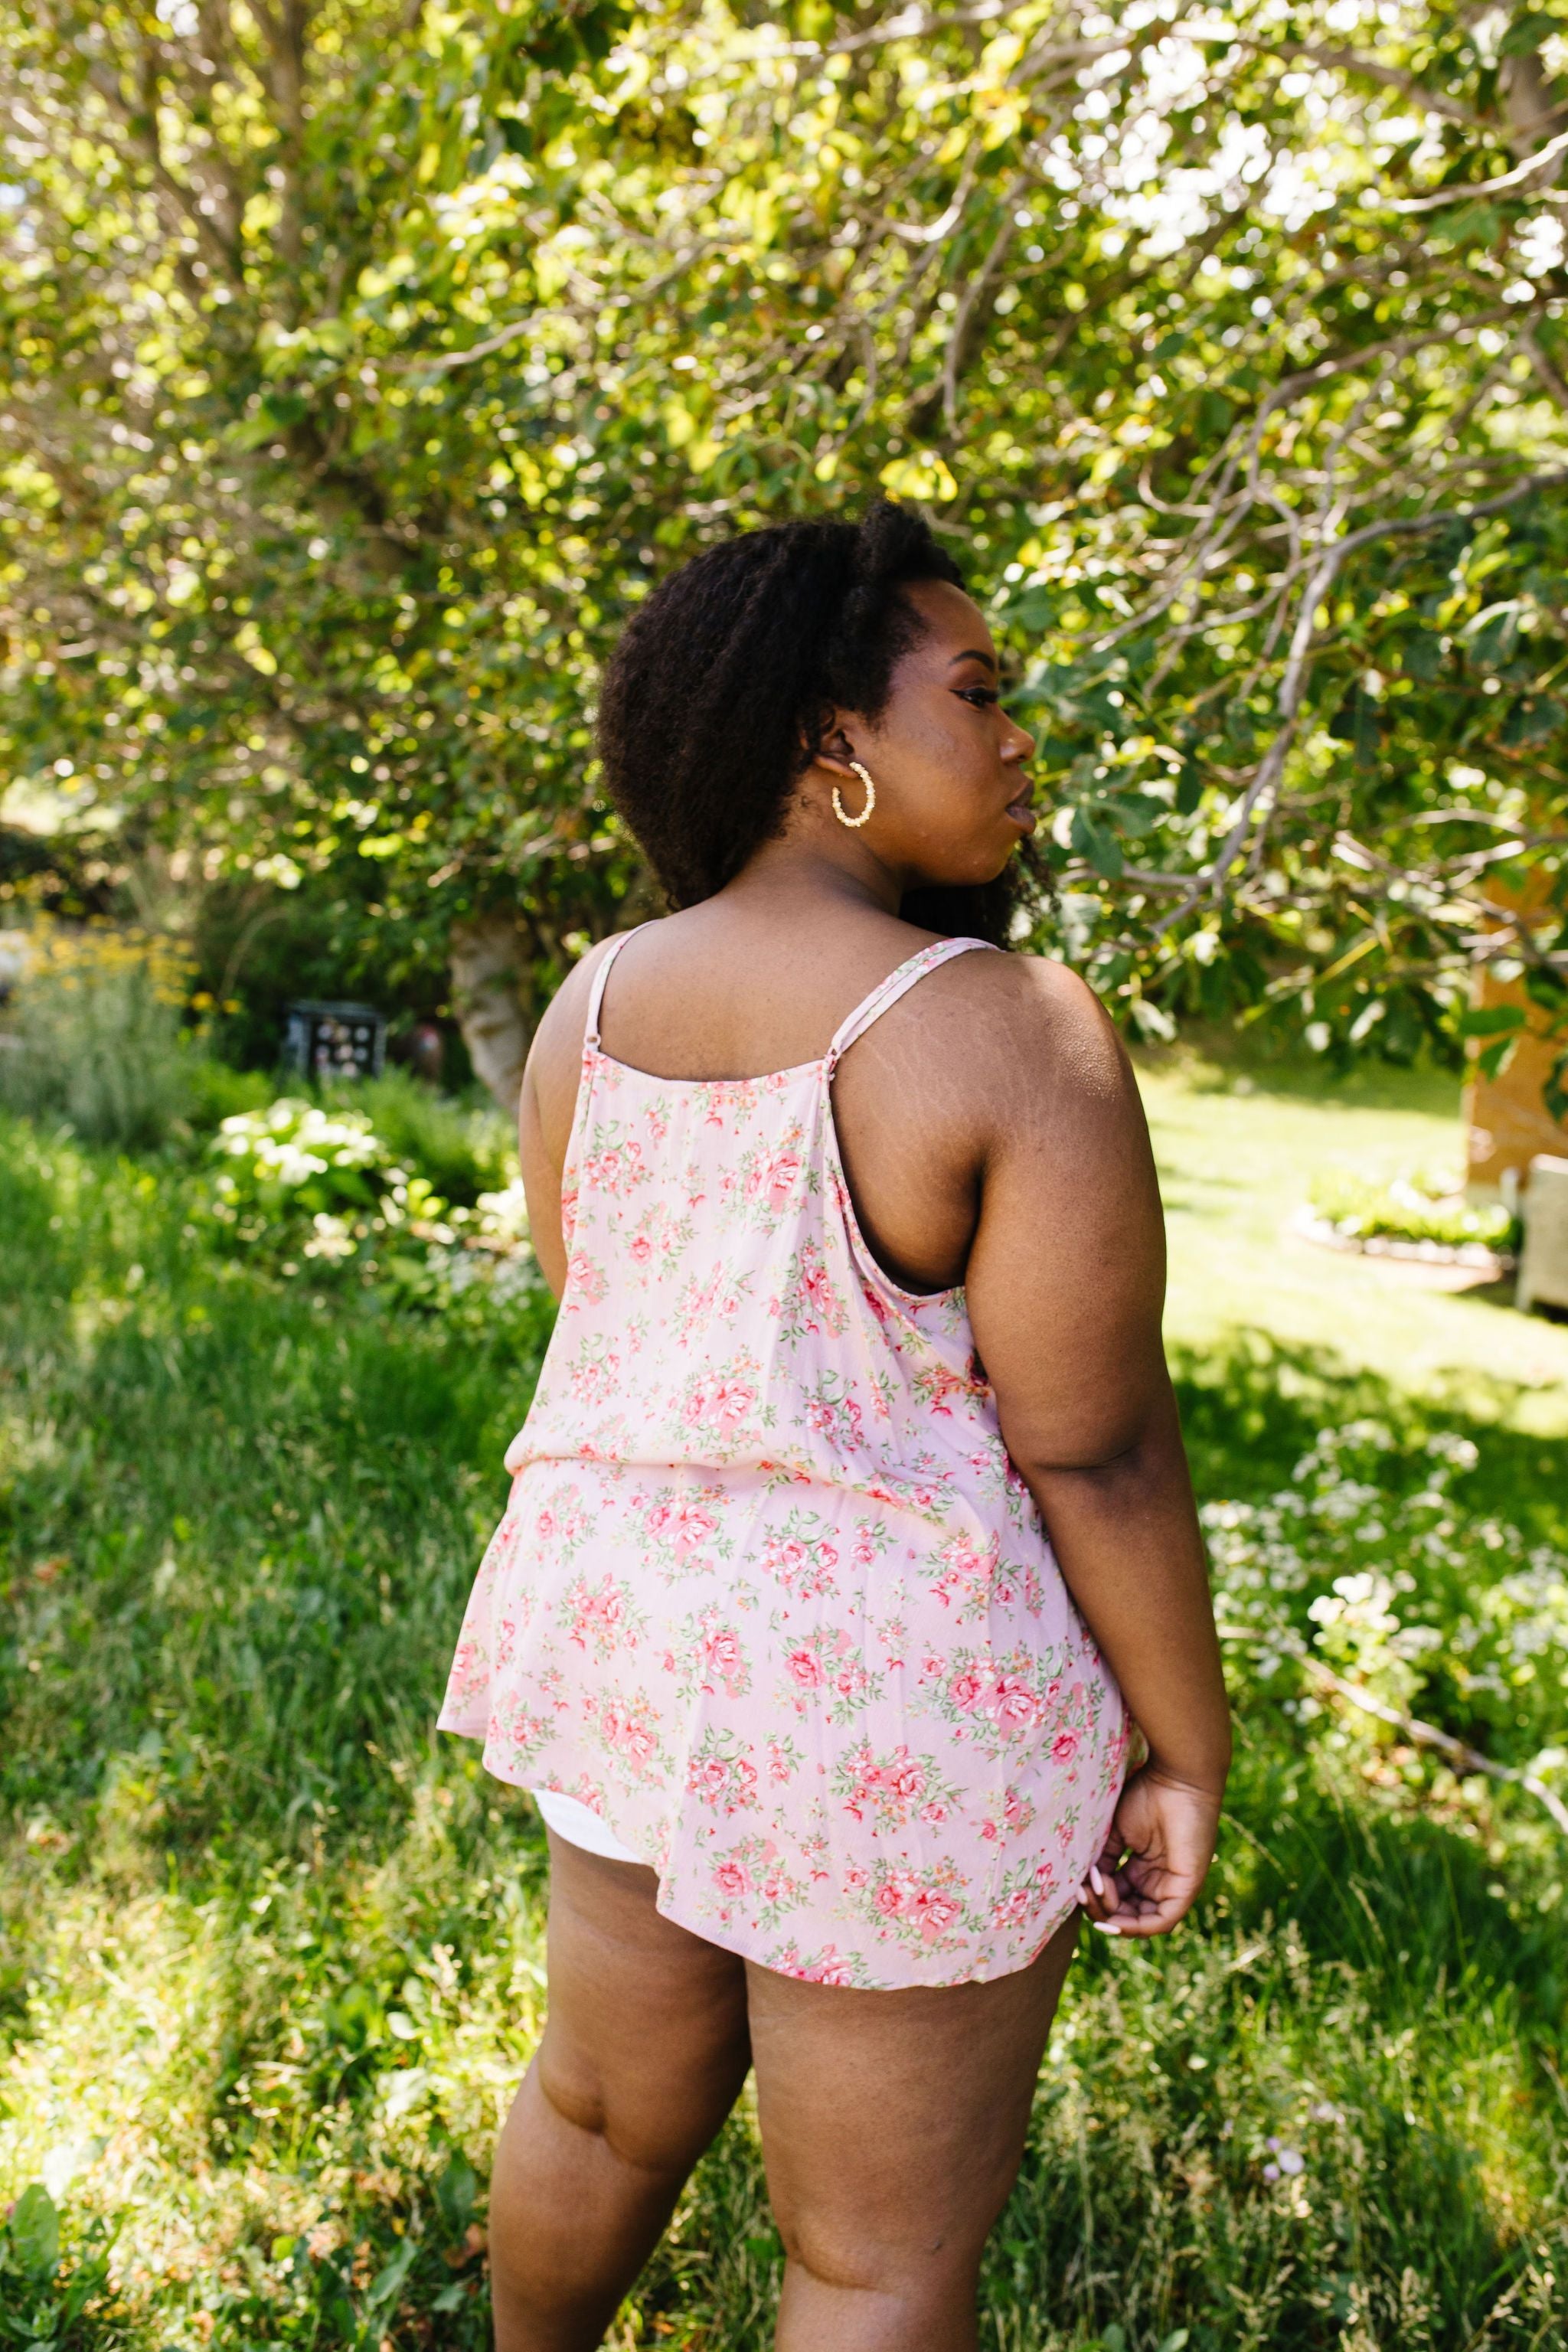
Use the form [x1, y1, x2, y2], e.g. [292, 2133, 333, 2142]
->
[493, 577, 1232, 2349]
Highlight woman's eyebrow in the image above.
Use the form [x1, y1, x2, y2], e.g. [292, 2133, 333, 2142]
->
[948, 648, 997, 671]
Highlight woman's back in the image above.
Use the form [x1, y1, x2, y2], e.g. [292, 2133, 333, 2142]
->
[525, 888, 1114, 1300]
[442, 915, 1132, 1984]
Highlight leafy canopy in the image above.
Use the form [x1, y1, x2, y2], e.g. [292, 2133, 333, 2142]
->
[2, 0, 1566, 1067]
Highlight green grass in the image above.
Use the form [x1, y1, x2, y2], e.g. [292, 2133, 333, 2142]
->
[2, 1058, 1566, 2351]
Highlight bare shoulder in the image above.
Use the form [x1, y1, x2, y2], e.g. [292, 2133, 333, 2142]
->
[532, 931, 621, 1051]
[918, 950, 1135, 1124]
[525, 930, 637, 1150]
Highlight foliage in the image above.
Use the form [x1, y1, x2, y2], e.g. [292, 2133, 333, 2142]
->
[181, 872, 465, 1083]
[0, 922, 204, 1149]
[205, 1096, 415, 1250]
[201, 1087, 540, 1333]
[2, 2, 1566, 1065]
[2, 1112, 1565, 2349]
[338, 1069, 517, 1207]
[181, 1053, 280, 1135]
[1209, 1418, 1568, 1788]
[1308, 1165, 1521, 1250]
[0, 2183, 129, 2349]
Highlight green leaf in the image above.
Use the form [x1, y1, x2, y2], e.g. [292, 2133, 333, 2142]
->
[1546, 1045, 1568, 1124]
[1501, 696, 1565, 747]
[1441, 201, 1503, 249]
[1459, 1004, 1526, 1038]
[434, 2151, 478, 2234]
[1400, 631, 1443, 681]
[364, 2234, 419, 2310]
[1478, 1035, 1521, 1081]
[1500, 11, 1562, 59]
[1467, 603, 1520, 666]
[1071, 807, 1124, 878]
[1106, 791, 1164, 838]
[8, 2184, 60, 2279]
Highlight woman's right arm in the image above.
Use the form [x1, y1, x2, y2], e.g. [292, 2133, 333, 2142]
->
[962, 959, 1230, 1937]
[516, 938, 620, 1303]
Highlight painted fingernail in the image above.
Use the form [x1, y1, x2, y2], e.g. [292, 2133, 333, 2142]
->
[1092, 1920, 1121, 1936]
[1078, 1884, 1094, 1906]
[1089, 1865, 1106, 1896]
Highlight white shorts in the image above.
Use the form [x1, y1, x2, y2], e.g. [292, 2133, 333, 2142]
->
[530, 1787, 642, 1863]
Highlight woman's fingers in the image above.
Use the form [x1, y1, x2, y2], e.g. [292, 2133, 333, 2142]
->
[1077, 1768, 1221, 1936]
[1075, 1856, 1118, 1922]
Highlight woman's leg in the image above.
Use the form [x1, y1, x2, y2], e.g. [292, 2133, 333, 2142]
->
[747, 1910, 1080, 2352]
[488, 1831, 753, 2352]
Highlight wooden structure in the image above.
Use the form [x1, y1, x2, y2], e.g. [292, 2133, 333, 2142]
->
[1463, 867, 1567, 1194]
[1517, 1157, 1568, 1313]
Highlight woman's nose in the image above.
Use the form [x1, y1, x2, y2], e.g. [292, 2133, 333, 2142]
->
[1004, 716, 1035, 761]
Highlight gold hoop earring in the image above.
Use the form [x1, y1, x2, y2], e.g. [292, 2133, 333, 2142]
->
[832, 759, 876, 829]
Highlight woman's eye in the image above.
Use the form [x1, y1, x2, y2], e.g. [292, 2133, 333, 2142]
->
[958, 686, 999, 708]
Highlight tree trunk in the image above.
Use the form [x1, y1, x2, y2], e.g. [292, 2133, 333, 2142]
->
[449, 912, 535, 1116]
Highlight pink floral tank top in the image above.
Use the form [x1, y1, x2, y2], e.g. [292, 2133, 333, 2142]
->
[439, 931, 1128, 1988]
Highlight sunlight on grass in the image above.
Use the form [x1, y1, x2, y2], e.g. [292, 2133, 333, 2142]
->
[2, 1076, 1566, 2350]
[1140, 1045, 1568, 1432]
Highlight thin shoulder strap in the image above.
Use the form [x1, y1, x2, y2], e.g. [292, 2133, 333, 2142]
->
[825, 937, 1000, 1072]
[583, 926, 648, 1051]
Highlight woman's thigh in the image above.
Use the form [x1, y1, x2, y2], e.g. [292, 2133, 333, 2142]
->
[530, 1831, 753, 2170]
[745, 1912, 1080, 2303]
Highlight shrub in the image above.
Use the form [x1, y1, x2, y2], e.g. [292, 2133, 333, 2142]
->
[204, 1097, 424, 1259]
[1308, 1165, 1518, 1252]
[202, 1097, 541, 1324]
[0, 924, 201, 1151]
[328, 1067, 515, 1207]
[179, 1056, 276, 1134]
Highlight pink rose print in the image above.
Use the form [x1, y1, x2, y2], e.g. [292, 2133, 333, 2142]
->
[439, 935, 1126, 1991]
[746, 1148, 802, 1213]
[986, 1675, 1040, 1732]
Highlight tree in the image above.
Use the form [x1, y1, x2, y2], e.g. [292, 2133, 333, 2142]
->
[2, 0, 1565, 1102]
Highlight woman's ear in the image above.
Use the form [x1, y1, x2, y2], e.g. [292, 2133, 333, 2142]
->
[812, 722, 860, 780]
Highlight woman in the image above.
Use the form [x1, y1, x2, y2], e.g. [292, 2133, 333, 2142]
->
[439, 501, 1230, 2352]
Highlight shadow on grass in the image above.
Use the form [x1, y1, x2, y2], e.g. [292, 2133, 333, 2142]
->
[1172, 1329, 1568, 1546]
[1135, 1027, 1464, 1119]
[4, 1129, 1565, 2350]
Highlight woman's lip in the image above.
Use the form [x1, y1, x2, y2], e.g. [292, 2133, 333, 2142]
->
[1006, 800, 1037, 834]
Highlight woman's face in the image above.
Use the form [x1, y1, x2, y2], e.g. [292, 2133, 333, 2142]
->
[818, 578, 1037, 889]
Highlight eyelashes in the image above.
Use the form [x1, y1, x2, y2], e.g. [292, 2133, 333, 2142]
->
[956, 685, 1000, 708]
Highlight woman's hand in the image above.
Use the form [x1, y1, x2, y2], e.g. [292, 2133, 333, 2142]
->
[1076, 1767, 1223, 1938]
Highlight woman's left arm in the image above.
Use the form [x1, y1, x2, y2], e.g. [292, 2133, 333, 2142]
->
[962, 959, 1231, 1937]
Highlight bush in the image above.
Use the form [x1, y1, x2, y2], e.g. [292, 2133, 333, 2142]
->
[328, 1067, 515, 1207]
[201, 1095, 541, 1324]
[1308, 1165, 1518, 1253]
[179, 1056, 276, 1135]
[204, 1097, 428, 1259]
[0, 924, 203, 1152]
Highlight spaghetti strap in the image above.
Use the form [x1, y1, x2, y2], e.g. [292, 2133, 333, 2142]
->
[583, 926, 648, 1051]
[825, 936, 999, 1071]
[439, 908, 1127, 1991]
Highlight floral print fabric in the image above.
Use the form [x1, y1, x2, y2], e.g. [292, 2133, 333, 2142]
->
[439, 933, 1129, 1987]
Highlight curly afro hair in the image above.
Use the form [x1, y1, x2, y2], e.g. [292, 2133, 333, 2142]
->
[596, 501, 1033, 946]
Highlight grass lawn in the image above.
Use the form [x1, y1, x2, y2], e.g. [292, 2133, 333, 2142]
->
[1140, 1047, 1568, 1430]
[2, 1054, 1566, 2351]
